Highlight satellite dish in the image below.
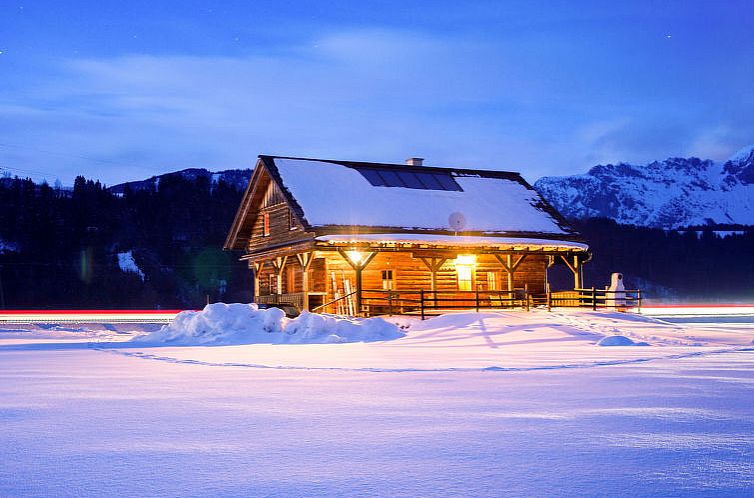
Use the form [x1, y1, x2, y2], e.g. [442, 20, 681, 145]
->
[448, 212, 466, 232]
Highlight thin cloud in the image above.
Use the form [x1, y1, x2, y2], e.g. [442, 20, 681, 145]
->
[1, 26, 753, 185]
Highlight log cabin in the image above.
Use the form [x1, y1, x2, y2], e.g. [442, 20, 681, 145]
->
[224, 155, 590, 315]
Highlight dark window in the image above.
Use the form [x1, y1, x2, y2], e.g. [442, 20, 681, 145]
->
[353, 166, 462, 191]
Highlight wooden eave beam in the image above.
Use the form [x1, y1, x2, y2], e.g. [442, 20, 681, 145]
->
[269, 255, 288, 275]
[494, 253, 527, 274]
[240, 239, 316, 261]
[337, 249, 377, 271]
[559, 254, 578, 275]
[295, 251, 315, 271]
[418, 257, 448, 273]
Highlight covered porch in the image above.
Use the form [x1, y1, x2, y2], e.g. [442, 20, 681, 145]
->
[245, 234, 590, 317]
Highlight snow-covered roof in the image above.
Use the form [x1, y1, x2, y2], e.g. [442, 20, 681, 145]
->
[225, 155, 586, 251]
[269, 157, 576, 235]
[316, 234, 589, 251]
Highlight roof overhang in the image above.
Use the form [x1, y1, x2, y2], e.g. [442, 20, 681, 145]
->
[315, 233, 588, 252]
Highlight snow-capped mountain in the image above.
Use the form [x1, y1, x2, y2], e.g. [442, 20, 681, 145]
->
[534, 145, 754, 228]
[108, 167, 252, 194]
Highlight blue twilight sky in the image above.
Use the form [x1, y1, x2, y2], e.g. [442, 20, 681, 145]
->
[1, 0, 753, 186]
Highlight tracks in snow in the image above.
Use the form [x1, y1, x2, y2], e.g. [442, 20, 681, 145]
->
[92, 345, 753, 373]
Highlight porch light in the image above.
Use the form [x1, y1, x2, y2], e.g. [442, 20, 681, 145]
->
[455, 254, 476, 266]
[346, 250, 365, 266]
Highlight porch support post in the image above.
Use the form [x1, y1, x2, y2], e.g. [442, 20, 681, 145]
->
[495, 253, 527, 292]
[418, 257, 447, 292]
[338, 249, 377, 316]
[559, 253, 582, 290]
[251, 261, 264, 302]
[270, 256, 288, 296]
[295, 252, 314, 311]
[545, 255, 555, 293]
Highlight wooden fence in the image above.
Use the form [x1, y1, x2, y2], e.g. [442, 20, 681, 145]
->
[306, 287, 642, 319]
[547, 288, 642, 312]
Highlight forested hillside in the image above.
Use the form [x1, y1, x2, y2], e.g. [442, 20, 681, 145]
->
[573, 218, 754, 300]
[0, 174, 251, 308]
[1, 174, 753, 308]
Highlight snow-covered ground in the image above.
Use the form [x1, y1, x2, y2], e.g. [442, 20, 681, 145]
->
[1, 310, 752, 497]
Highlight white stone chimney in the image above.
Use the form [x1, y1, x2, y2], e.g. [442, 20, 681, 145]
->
[405, 157, 424, 166]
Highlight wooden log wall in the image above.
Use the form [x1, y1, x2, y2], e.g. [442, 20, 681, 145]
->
[319, 251, 549, 300]
[255, 250, 550, 301]
[246, 182, 313, 253]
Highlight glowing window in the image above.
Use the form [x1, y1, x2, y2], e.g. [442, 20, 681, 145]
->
[455, 254, 475, 291]
[263, 212, 270, 236]
[457, 266, 473, 291]
[487, 271, 500, 290]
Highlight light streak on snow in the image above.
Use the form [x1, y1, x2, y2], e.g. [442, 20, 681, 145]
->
[0, 310, 183, 323]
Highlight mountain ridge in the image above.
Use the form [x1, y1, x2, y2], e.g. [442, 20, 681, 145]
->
[104, 146, 754, 230]
[534, 145, 754, 228]
[108, 167, 253, 194]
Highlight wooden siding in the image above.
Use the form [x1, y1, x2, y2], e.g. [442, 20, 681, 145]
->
[247, 203, 314, 253]
[261, 180, 286, 208]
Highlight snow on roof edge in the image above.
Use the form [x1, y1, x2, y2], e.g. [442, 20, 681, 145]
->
[316, 233, 588, 250]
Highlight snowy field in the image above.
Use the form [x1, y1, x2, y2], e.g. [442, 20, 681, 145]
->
[1, 308, 753, 497]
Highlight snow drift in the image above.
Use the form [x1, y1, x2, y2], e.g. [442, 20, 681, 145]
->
[597, 335, 648, 347]
[132, 303, 404, 346]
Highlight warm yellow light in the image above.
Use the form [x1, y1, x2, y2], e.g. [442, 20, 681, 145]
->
[455, 254, 476, 266]
[346, 250, 364, 265]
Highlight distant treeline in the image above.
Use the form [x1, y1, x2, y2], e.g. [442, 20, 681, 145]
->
[0, 174, 251, 308]
[572, 218, 754, 301]
[1, 175, 752, 308]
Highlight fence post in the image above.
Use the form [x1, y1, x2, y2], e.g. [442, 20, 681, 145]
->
[637, 289, 642, 313]
[592, 287, 597, 311]
[547, 291, 551, 312]
[475, 287, 480, 312]
[388, 291, 393, 316]
[420, 289, 425, 321]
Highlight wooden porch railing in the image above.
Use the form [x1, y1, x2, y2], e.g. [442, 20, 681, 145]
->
[255, 292, 305, 310]
[360, 288, 532, 319]
[545, 288, 642, 312]
[310, 291, 357, 314]
[264, 287, 643, 319]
